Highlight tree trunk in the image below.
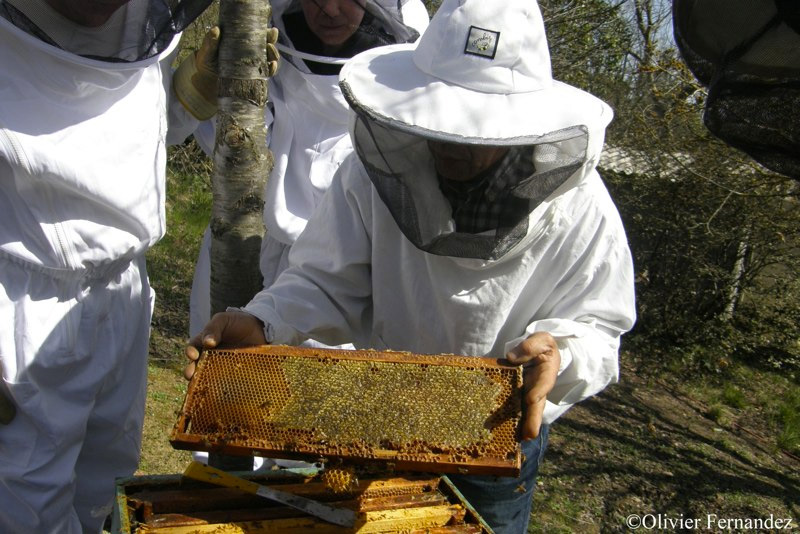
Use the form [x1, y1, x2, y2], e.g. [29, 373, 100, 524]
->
[722, 227, 752, 322]
[208, 0, 272, 471]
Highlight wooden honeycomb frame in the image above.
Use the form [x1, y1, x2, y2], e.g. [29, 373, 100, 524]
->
[170, 345, 523, 476]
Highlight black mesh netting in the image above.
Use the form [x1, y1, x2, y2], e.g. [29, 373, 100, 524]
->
[349, 111, 586, 261]
[1, 0, 213, 62]
[673, 0, 800, 180]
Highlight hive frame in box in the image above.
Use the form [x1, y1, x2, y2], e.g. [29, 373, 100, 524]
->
[112, 470, 495, 533]
[170, 345, 523, 476]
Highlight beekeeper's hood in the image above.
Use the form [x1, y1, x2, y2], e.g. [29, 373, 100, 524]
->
[0, 0, 212, 62]
[673, 0, 800, 180]
[339, 0, 614, 262]
[270, 0, 421, 73]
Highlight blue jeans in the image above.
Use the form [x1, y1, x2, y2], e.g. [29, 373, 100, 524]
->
[449, 425, 549, 534]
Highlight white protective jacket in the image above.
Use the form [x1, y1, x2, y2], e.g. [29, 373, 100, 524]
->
[0, 7, 198, 532]
[194, 0, 427, 249]
[0, 15, 194, 281]
[189, 0, 427, 335]
[244, 140, 637, 424]
[263, 0, 427, 246]
[188, 17, 356, 334]
[259, 52, 354, 247]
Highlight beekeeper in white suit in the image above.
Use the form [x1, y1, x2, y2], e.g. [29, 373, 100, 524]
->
[0, 0, 218, 532]
[188, 0, 428, 338]
[187, 0, 427, 472]
[186, 0, 636, 532]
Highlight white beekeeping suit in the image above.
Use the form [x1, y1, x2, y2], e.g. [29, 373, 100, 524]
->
[0, 0, 209, 532]
[189, 0, 428, 337]
[245, 0, 636, 424]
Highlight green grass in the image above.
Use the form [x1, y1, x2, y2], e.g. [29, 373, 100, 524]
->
[146, 143, 212, 362]
[683, 359, 799, 456]
[139, 363, 193, 475]
[705, 403, 727, 424]
[775, 388, 800, 454]
[529, 477, 603, 533]
[721, 384, 747, 409]
[140, 144, 211, 474]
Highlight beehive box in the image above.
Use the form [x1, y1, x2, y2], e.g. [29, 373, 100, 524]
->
[112, 470, 494, 533]
[170, 345, 523, 476]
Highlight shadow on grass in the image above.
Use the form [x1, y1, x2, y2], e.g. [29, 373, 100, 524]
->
[536, 376, 800, 531]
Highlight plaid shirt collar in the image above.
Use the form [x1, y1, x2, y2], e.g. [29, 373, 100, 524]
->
[438, 147, 534, 234]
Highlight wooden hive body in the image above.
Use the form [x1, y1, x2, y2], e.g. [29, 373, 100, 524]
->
[113, 471, 495, 533]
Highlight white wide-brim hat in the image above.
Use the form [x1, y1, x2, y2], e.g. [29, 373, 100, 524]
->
[339, 0, 613, 144]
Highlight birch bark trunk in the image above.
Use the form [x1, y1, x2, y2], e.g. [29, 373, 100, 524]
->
[208, 0, 272, 471]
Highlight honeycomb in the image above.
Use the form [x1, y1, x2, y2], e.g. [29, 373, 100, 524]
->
[320, 466, 359, 493]
[171, 345, 523, 476]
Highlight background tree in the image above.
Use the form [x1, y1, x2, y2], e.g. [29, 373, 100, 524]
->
[541, 0, 633, 106]
[209, 0, 271, 321]
[207, 0, 273, 470]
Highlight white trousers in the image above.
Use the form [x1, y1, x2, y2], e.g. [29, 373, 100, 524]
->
[0, 255, 153, 534]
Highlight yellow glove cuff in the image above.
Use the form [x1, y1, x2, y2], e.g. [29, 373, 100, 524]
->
[173, 53, 218, 121]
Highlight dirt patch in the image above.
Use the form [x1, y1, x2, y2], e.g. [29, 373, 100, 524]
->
[531, 359, 800, 532]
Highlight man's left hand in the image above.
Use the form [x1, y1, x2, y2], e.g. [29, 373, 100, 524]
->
[505, 332, 560, 441]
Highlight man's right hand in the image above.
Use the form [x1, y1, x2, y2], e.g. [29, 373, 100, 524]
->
[184, 311, 268, 380]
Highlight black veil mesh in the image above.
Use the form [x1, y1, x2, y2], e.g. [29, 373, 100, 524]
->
[0, 0, 213, 62]
[141, 0, 215, 59]
[350, 111, 586, 261]
[673, 0, 800, 180]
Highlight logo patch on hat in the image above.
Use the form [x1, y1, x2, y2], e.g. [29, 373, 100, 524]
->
[464, 26, 499, 59]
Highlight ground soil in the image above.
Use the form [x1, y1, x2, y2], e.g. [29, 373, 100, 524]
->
[530, 357, 800, 533]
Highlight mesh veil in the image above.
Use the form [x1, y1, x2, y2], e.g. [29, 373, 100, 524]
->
[673, 0, 800, 179]
[0, 0, 213, 62]
[350, 110, 588, 261]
